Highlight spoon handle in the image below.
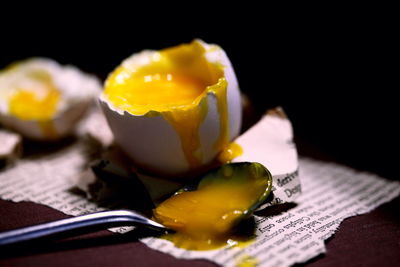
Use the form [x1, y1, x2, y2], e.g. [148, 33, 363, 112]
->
[0, 210, 167, 246]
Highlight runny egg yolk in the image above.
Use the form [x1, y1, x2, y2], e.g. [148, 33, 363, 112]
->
[104, 41, 238, 170]
[9, 89, 59, 121]
[153, 169, 268, 250]
[217, 142, 243, 163]
[8, 71, 60, 139]
[105, 72, 207, 113]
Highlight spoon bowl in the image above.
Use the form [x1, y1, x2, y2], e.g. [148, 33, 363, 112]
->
[152, 162, 273, 250]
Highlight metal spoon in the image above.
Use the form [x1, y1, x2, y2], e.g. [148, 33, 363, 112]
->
[0, 209, 168, 246]
[0, 162, 272, 246]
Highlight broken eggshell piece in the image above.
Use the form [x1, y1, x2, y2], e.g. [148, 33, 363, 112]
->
[99, 40, 242, 176]
[0, 58, 101, 140]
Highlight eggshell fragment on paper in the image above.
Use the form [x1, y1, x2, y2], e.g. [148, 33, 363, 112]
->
[0, 58, 102, 140]
[78, 108, 114, 148]
[0, 129, 22, 166]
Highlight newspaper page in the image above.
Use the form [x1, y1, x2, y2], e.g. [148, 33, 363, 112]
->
[1, 110, 399, 267]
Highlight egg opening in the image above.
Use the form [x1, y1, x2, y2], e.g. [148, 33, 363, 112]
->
[100, 40, 242, 176]
[104, 40, 224, 115]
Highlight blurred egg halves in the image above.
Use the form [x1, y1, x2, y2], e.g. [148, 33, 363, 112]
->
[99, 40, 242, 177]
[0, 58, 101, 140]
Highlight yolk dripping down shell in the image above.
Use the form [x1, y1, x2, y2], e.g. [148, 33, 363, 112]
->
[102, 40, 242, 175]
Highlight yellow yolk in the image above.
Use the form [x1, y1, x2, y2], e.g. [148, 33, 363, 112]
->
[236, 255, 258, 267]
[208, 78, 229, 151]
[218, 142, 243, 163]
[163, 99, 208, 168]
[104, 41, 231, 170]
[105, 72, 207, 114]
[8, 86, 60, 139]
[9, 89, 59, 120]
[153, 173, 268, 250]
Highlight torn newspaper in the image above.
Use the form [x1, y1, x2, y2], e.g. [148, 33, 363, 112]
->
[0, 109, 399, 267]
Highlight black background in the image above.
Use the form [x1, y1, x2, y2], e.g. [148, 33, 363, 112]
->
[0, 10, 397, 179]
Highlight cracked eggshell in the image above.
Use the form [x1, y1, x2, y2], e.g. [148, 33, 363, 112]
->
[0, 58, 101, 140]
[99, 40, 242, 177]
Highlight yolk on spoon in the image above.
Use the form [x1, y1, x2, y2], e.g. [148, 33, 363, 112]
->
[153, 167, 268, 250]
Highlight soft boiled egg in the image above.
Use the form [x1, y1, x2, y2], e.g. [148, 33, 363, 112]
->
[100, 39, 242, 177]
[0, 58, 101, 140]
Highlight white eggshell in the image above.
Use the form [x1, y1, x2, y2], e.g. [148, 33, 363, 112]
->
[0, 58, 101, 140]
[100, 40, 242, 176]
